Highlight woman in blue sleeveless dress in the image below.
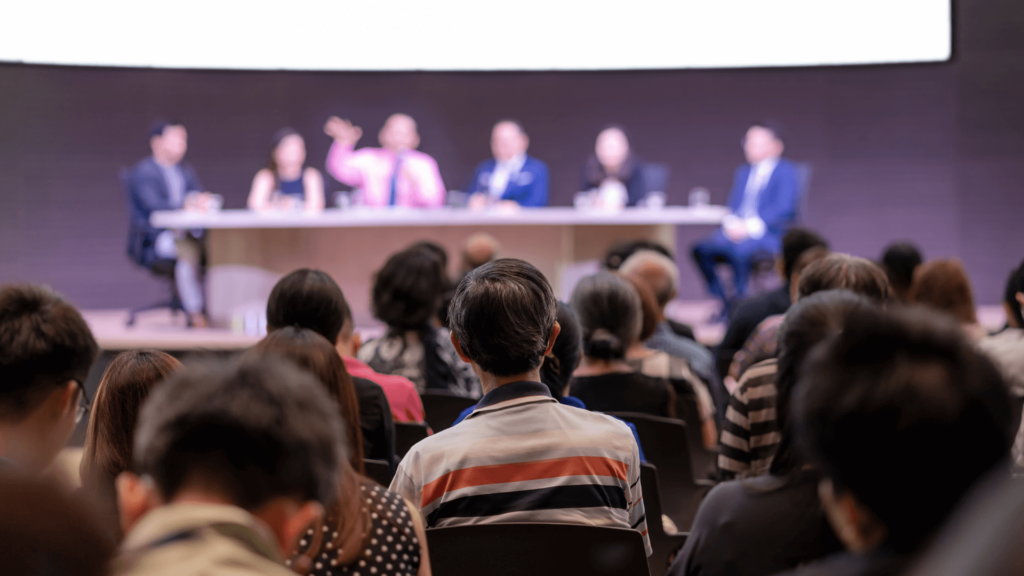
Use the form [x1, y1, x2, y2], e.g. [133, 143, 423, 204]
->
[248, 127, 325, 212]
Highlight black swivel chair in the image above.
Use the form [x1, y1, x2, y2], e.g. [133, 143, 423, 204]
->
[427, 523, 651, 576]
[641, 463, 688, 576]
[607, 412, 714, 531]
[670, 385, 718, 481]
[119, 168, 185, 327]
[420, 390, 478, 433]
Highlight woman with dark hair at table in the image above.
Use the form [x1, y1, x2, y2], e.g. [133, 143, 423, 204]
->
[247, 128, 325, 213]
[580, 125, 649, 207]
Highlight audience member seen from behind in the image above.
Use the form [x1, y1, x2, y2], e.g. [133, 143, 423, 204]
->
[622, 273, 717, 448]
[692, 121, 801, 311]
[248, 329, 430, 576]
[323, 114, 445, 207]
[605, 240, 696, 339]
[125, 119, 216, 327]
[466, 120, 550, 208]
[716, 227, 828, 380]
[618, 250, 716, 385]
[978, 259, 1024, 397]
[114, 358, 345, 576]
[879, 242, 923, 303]
[580, 125, 648, 208]
[390, 259, 652, 556]
[718, 253, 891, 480]
[80, 350, 181, 539]
[569, 272, 677, 418]
[359, 247, 480, 397]
[0, 473, 115, 576]
[775, 307, 1013, 576]
[266, 267, 424, 423]
[0, 284, 98, 475]
[670, 290, 872, 576]
[909, 259, 987, 341]
[247, 128, 325, 213]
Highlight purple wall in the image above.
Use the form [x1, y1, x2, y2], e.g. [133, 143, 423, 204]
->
[2, 0, 1023, 309]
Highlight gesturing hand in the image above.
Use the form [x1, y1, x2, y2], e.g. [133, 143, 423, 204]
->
[323, 116, 363, 146]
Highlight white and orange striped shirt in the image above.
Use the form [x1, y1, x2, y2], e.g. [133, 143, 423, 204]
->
[390, 381, 651, 556]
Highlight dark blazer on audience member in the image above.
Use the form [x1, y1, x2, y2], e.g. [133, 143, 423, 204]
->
[352, 377, 397, 474]
[668, 471, 842, 576]
[125, 156, 203, 268]
[569, 372, 675, 418]
[466, 155, 550, 207]
[716, 285, 791, 379]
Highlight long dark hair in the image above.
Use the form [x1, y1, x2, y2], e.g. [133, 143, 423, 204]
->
[539, 302, 583, 398]
[571, 272, 642, 360]
[267, 127, 303, 189]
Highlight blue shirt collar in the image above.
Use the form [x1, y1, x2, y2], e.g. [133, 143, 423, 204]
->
[474, 380, 552, 410]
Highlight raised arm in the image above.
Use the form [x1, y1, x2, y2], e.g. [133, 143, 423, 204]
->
[323, 116, 368, 186]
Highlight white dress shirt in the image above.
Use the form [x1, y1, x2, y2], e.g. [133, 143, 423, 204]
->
[488, 153, 527, 198]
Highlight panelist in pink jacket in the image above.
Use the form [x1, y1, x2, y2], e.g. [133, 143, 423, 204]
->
[323, 113, 446, 208]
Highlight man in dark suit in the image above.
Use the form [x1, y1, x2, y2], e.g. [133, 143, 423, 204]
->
[692, 121, 801, 312]
[466, 120, 549, 208]
[126, 119, 215, 327]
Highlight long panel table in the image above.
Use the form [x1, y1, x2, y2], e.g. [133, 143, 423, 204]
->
[151, 206, 727, 327]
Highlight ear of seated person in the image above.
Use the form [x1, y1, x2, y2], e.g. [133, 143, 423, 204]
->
[114, 358, 344, 576]
[772, 307, 1014, 576]
[389, 259, 652, 558]
[0, 284, 98, 476]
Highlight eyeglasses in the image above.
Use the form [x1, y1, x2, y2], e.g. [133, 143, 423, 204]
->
[73, 380, 91, 424]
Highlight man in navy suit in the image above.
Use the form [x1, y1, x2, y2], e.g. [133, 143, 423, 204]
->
[692, 121, 800, 311]
[126, 119, 216, 327]
[466, 120, 549, 208]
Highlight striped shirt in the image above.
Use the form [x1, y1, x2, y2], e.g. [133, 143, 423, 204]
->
[725, 314, 785, 394]
[718, 359, 780, 480]
[389, 381, 651, 556]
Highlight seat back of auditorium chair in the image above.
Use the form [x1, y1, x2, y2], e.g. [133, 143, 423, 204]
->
[420, 390, 477, 432]
[640, 463, 688, 576]
[427, 523, 651, 576]
[607, 412, 714, 531]
[363, 459, 393, 486]
[670, 386, 718, 481]
[395, 422, 430, 457]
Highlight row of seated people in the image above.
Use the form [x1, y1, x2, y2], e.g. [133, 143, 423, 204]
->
[2, 244, 1022, 575]
[127, 116, 799, 326]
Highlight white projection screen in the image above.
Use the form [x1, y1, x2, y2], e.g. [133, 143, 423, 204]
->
[2, 0, 951, 71]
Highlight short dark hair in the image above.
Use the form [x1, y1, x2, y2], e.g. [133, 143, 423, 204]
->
[267, 269, 351, 343]
[604, 239, 673, 271]
[781, 228, 829, 279]
[148, 118, 185, 138]
[880, 242, 924, 302]
[0, 284, 98, 421]
[134, 357, 344, 510]
[448, 258, 557, 377]
[0, 474, 115, 576]
[571, 272, 642, 360]
[539, 302, 583, 397]
[797, 253, 892, 304]
[495, 118, 527, 136]
[794, 307, 1013, 553]
[373, 247, 449, 330]
[770, 290, 874, 476]
[1004, 259, 1024, 327]
[749, 119, 787, 144]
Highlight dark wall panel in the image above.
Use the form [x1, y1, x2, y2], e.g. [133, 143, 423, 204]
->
[1, 0, 1022, 309]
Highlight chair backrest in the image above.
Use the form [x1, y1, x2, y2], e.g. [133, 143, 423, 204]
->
[670, 385, 717, 481]
[606, 412, 704, 530]
[362, 458, 393, 487]
[395, 422, 429, 457]
[793, 162, 813, 222]
[640, 463, 687, 576]
[427, 523, 651, 576]
[420, 390, 478, 433]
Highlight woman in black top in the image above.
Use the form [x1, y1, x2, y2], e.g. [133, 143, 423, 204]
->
[568, 271, 675, 418]
[580, 125, 649, 207]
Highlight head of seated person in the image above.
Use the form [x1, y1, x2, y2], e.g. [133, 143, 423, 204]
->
[571, 271, 642, 367]
[491, 119, 529, 163]
[909, 259, 983, 338]
[0, 284, 98, 475]
[266, 268, 359, 355]
[780, 227, 829, 290]
[797, 253, 892, 304]
[538, 302, 583, 399]
[793, 307, 1013, 558]
[80, 350, 181, 532]
[743, 120, 786, 165]
[246, 326, 364, 471]
[770, 290, 875, 477]
[447, 258, 559, 394]
[880, 242, 923, 303]
[0, 473, 115, 576]
[149, 118, 188, 166]
[618, 249, 680, 316]
[373, 246, 450, 333]
[604, 239, 673, 271]
[379, 113, 420, 152]
[117, 357, 344, 560]
[1002, 259, 1024, 329]
[268, 128, 306, 180]
[594, 126, 632, 177]
[462, 233, 501, 273]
